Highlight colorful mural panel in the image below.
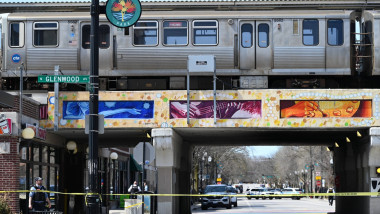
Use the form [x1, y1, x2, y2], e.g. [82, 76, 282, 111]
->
[170, 101, 261, 119]
[280, 100, 372, 118]
[63, 101, 154, 119]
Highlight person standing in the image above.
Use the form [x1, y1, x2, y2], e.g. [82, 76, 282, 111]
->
[144, 182, 148, 191]
[128, 181, 141, 199]
[29, 177, 51, 211]
[327, 187, 335, 206]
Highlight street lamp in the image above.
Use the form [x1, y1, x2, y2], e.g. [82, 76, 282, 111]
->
[110, 152, 118, 199]
[301, 169, 308, 192]
[66, 140, 77, 154]
[207, 156, 212, 184]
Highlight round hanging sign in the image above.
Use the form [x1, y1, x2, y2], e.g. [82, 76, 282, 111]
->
[105, 0, 142, 28]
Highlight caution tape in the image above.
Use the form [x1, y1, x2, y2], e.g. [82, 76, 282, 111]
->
[125, 202, 144, 209]
[1, 190, 380, 197]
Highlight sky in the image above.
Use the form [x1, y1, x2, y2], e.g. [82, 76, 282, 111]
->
[248, 146, 280, 157]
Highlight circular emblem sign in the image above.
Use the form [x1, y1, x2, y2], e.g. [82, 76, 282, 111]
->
[106, 0, 142, 28]
[11, 54, 21, 63]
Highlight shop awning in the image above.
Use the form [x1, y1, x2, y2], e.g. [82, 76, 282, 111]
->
[0, 91, 15, 108]
[130, 154, 142, 172]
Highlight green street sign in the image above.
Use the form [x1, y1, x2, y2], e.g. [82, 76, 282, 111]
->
[38, 75, 90, 83]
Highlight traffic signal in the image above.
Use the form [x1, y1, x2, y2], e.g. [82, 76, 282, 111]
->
[376, 167, 380, 175]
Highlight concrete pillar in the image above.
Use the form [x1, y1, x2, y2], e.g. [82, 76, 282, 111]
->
[334, 128, 380, 214]
[152, 128, 191, 214]
[368, 128, 380, 214]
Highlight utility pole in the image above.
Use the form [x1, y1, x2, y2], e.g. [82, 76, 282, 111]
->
[86, 0, 100, 212]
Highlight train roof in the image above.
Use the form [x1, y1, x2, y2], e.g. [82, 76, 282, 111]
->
[3, 10, 354, 20]
[0, 0, 379, 12]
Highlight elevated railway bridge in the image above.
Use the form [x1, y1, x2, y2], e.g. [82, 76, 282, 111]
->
[38, 89, 380, 214]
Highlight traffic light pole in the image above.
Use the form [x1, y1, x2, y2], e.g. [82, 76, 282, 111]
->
[86, 0, 100, 213]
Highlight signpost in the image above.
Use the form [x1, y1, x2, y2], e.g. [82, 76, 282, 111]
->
[38, 75, 90, 83]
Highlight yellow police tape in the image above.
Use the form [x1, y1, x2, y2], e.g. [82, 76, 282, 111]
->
[1, 190, 379, 197]
[1, 190, 379, 209]
[125, 202, 144, 209]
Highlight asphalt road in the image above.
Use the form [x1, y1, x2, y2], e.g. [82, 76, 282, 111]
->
[192, 197, 335, 214]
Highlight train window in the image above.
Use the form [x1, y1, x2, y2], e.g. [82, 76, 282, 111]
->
[293, 19, 299, 35]
[99, 25, 110, 48]
[193, 20, 218, 45]
[81, 25, 110, 49]
[133, 21, 158, 46]
[33, 22, 58, 47]
[258, 24, 269, 48]
[163, 21, 188, 46]
[82, 25, 91, 49]
[241, 24, 253, 48]
[328, 19, 343, 46]
[9, 22, 25, 48]
[303, 19, 319, 46]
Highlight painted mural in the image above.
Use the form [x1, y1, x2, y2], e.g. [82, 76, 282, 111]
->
[63, 101, 154, 119]
[170, 101, 261, 119]
[39, 90, 380, 129]
[280, 100, 372, 118]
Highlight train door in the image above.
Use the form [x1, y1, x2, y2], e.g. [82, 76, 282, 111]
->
[239, 21, 255, 69]
[239, 20, 272, 71]
[80, 23, 113, 71]
[256, 21, 272, 72]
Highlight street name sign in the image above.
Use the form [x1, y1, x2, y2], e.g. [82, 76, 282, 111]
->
[38, 75, 90, 83]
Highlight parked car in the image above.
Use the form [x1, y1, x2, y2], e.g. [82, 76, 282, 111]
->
[247, 188, 263, 200]
[201, 184, 235, 210]
[271, 188, 283, 199]
[227, 186, 238, 207]
[247, 188, 274, 200]
[260, 188, 275, 200]
[281, 188, 303, 200]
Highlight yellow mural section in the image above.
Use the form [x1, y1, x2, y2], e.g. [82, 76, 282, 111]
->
[39, 89, 380, 129]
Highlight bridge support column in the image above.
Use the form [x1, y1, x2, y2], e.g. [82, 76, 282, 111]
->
[368, 128, 380, 214]
[152, 128, 191, 214]
[334, 127, 380, 214]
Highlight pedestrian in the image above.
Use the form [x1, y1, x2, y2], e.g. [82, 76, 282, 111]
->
[29, 177, 51, 211]
[327, 187, 335, 206]
[144, 182, 148, 191]
[128, 181, 141, 199]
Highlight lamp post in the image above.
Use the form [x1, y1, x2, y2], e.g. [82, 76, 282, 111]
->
[301, 169, 308, 192]
[110, 152, 118, 199]
[207, 156, 212, 184]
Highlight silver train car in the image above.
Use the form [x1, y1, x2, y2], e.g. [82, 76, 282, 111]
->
[0, 10, 370, 90]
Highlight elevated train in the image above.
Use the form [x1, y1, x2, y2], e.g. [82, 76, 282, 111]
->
[0, 9, 378, 90]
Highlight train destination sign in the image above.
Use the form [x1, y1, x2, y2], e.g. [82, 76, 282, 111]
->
[105, 0, 142, 28]
[38, 75, 90, 83]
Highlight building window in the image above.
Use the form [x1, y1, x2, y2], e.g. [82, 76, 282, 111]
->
[33, 22, 58, 47]
[328, 19, 344, 46]
[241, 24, 253, 48]
[82, 25, 110, 49]
[258, 23, 269, 48]
[133, 21, 158, 46]
[163, 21, 188, 45]
[303, 19, 319, 46]
[10, 22, 25, 47]
[193, 20, 218, 45]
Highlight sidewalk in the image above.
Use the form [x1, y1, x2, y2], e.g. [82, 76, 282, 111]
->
[191, 201, 201, 211]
